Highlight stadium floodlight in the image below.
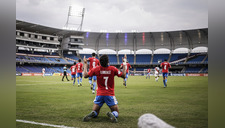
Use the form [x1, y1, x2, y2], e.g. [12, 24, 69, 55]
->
[64, 5, 85, 31]
[69, 6, 83, 16]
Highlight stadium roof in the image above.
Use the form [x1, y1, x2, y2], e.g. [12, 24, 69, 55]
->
[16, 20, 84, 36]
[16, 20, 208, 51]
[83, 29, 208, 51]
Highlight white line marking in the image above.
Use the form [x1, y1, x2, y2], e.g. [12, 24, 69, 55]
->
[16, 119, 76, 128]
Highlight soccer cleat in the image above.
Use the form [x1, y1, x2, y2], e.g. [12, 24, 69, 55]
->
[78, 84, 80, 87]
[92, 90, 95, 94]
[82, 111, 96, 122]
[80, 83, 82, 86]
[107, 112, 118, 123]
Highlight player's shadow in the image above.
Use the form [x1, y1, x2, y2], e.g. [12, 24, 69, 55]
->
[82, 116, 112, 123]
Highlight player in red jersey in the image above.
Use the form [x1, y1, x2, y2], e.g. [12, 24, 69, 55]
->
[146, 68, 151, 79]
[76, 59, 83, 87]
[82, 54, 126, 123]
[120, 55, 132, 88]
[160, 59, 171, 88]
[70, 62, 76, 86]
[87, 53, 100, 94]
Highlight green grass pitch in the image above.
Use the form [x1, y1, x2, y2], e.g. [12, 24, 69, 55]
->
[16, 76, 208, 128]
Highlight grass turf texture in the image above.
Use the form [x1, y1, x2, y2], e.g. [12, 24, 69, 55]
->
[16, 76, 208, 128]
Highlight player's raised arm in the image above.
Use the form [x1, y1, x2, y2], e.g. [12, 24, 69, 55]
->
[120, 64, 123, 69]
[121, 60, 126, 79]
[83, 56, 89, 78]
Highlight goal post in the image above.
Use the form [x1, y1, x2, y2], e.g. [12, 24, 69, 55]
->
[144, 69, 156, 76]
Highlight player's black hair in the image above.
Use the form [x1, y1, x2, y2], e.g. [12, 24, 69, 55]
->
[92, 53, 96, 57]
[164, 59, 167, 62]
[100, 54, 109, 67]
[78, 59, 81, 62]
[74, 62, 76, 65]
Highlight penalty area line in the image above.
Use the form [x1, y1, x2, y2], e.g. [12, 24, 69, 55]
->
[16, 119, 76, 128]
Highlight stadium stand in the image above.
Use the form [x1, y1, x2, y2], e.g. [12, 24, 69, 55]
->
[16, 65, 72, 74]
[64, 54, 79, 60]
[152, 54, 169, 64]
[16, 20, 208, 74]
[204, 57, 208, 63]
[202, 67, 208, 73]
[80, 54, 92, 59]
[184, 67, 202, 73]
[170, 53, 188, 62]
[107, 54, 118, 64]
[118, 54, 134, 64]
[186, 54, 207, 64]
[136, 67, 147, 71]
[16, 65, 30, 73]
[136, 54, 151, 64]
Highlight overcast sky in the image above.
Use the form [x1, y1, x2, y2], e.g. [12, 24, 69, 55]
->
[16, 0, 208, 32]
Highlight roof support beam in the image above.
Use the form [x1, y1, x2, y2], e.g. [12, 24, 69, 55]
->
[95, 33, 102, 51]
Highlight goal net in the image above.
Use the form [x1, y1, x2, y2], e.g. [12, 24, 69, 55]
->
[143, 69, 156, 76]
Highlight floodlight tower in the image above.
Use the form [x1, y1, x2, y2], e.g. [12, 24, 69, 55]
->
[64, 5, 85, 31]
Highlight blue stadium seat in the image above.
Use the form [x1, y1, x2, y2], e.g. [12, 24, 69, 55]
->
[64, 54, 79, 60]
[136, 54, 151, 64]
[186, 55, 206, 64]
[152, 54, 169, 64]
[184, 67, 202, 73]
[118, 55, 134, 64]
[107, 54, 117, 64]
[170, 53, 187, 62]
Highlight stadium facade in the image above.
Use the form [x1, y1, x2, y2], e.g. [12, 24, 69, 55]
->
[16, 20, 208, 76]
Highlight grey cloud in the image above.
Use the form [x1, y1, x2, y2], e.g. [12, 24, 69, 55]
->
[16, 0, 208, 32]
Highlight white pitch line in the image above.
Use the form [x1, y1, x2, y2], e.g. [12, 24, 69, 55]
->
[16, 119, 76, 128]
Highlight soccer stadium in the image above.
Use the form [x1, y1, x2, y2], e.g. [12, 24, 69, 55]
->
[16, 1, 208, 128]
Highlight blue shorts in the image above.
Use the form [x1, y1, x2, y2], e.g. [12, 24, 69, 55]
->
[94, 96, 118, 107]
[89, 76, 97, 81]
[126, 73, 128, 78]
[71, 74, 76, 79]
[163, 73, 168, 78]
[76, 73, 83, 78]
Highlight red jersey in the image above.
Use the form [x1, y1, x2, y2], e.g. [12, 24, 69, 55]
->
[147, 69, 151, 73]
[75, 63, 83, 73]
[88, 66, 123, 96]
[160, 62, 171, 73]
[70, 65, 76, 75]
[88, 57, 100, 70]
[121, 63, 131, 73]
